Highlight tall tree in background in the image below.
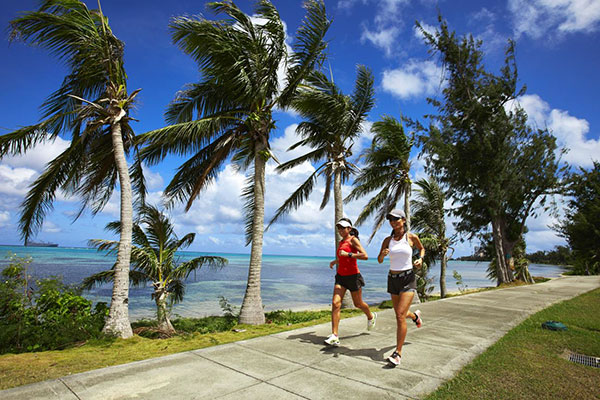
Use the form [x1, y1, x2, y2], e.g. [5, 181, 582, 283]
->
[557, 162, 600, 275]
[346, 115, 413, 243]
[139, 1, 331, 324]
[3, 0, 144, 338]
[268, 66, 375, 248]
[84, 205, 227, 334]
[411, 177, 453, 298]
[414, 17, 562, 285]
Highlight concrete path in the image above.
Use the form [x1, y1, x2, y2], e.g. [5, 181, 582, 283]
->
[2, 275, 599, 400]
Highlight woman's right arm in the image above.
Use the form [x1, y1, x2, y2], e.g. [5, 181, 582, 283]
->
[377, 237, 391, 264]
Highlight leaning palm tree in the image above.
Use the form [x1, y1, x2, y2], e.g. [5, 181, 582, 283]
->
[84, 205, 227, 334]
[2, 0, 144, 338]
[345, 115, 413, 243]
[139, 1, 331, 324]
[268, 66, 375, 250]
[411, 177, 454, 298]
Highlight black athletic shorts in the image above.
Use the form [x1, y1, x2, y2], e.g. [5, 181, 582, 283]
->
[387, 270, 416, 294]
[335, 273, 365, 292]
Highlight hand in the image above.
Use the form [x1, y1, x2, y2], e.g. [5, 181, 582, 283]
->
[341, 250, 349, 257]
[329, 260, 336, 269]
[413, 258, 423, 268]
[381, 249, 390, 258]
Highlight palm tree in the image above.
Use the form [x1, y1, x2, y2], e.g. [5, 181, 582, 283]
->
[2, 0, 144, 338]
[411, 177, 454, 298]
[84, 205, 227, 333]
[268, 66, 375, 250]
[345, 115, 413, 243]
[139, 1, 331, 325]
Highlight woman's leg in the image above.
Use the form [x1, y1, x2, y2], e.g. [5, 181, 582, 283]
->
[331, 285, 345, 336]
[392, 291, 415, 354]
[350, 288, 373, 320]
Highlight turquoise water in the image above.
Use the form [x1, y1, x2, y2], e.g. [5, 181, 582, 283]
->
[0, 245, 566, 320]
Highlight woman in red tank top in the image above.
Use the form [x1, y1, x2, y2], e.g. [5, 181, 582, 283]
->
[324, 218, 377, 347]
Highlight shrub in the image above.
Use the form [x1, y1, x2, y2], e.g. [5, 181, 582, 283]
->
[0, 254, 108, 354]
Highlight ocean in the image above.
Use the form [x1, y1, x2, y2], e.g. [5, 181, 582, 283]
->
[0, 245, 566, 320]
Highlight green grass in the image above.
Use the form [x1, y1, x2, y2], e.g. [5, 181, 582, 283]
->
[425, 288, 600, 400]
[0, 308, 363, 390]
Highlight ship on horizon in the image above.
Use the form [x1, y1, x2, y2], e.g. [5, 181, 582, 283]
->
[24, 239, 58, 247]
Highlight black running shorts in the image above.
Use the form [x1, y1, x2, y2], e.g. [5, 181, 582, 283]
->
[387, 270, 416, 294]
[335, 273, 365, 292]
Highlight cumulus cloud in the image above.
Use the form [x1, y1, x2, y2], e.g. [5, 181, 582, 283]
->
[0, 211, 10, 228]
[510, 94, 600, 167]
[2, 136, 70, 171]
[142, 164, 164, 190]
[382, 60, 444, 99]
[360, 26, 400, 56]
[42, 220, 61, 234]
[509, 0, 600, 39]
[0, 164, 37, 197]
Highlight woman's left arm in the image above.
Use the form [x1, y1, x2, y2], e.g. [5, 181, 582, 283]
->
[348, 237, 368, 260]
[410, 233, 425, 268]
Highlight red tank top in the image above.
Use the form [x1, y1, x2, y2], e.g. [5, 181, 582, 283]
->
[337, 239, 359, 276]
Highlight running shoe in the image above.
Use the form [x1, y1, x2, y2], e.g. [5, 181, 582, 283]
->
[413, 309, 423, 328]
[387, 351, 401, 366]
[324, 333, 340, 346]
[367, 312, 377, 331]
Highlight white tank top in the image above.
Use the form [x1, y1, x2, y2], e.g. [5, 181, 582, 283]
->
[389, 234, 413, 272]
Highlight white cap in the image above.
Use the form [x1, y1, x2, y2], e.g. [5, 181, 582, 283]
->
[336, 219, 352, 228]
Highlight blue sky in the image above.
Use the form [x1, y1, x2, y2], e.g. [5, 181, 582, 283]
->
[1, 0, 599, 257]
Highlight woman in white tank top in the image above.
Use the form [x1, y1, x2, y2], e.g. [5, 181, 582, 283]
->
[377, 208, 425, 367]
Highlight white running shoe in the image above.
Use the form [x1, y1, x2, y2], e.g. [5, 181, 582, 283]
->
[324, 333, 340, 346]
[367, 312, 377, 331]
[387, 351, 401, 366]
[413, 310, 422, 328]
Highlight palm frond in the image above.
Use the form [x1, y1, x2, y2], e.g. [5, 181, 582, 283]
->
[277, 0, 331, 108]
[19, 138, 86, 241]
[162, 131, 238, 210]
[242, 173, 256, 246]
[139, 114, 241, 166]
[171, 256, 228, 281]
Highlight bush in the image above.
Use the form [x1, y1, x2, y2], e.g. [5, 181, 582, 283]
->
[0, 254, 108, 354]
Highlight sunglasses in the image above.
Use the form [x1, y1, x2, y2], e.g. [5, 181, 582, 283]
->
[336, 225, 349, 230]
[386, 215, 401, 222]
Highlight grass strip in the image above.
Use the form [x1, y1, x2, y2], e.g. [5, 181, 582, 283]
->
[425, 288, 600, 400]
[0, 308, 364, 390]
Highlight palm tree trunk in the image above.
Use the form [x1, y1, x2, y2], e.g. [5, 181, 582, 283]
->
[103, 120, 133, 338]
[155, 290, 175, 334]
[404, 182, 420, 303]
[404, 182, 411, 231]
[238, 146, 266, 325]
[333, 168, 353, 309]
[440, 249, 448, 298]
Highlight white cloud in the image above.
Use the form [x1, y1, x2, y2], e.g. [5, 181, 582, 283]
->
[42, 220, 61, 234]
[360, 26, 400, 57]
[382, 60, 444, 99]
[511, 94, 600, 167]
[142, 164, 164, 190]
[0, 164, 37, 197]
[509, 0, 600, 39]
[0, 211, 10, 228]
[2, 136, 70, 171]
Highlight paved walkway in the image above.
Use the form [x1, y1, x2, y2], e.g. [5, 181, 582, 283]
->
[2, 275, 599, 399]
